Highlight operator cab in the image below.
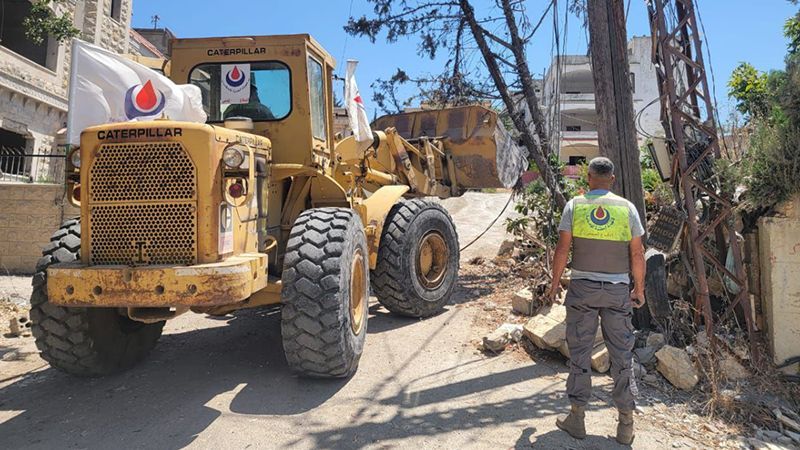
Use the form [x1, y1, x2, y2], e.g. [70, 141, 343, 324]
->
[170, 34, 335, 167]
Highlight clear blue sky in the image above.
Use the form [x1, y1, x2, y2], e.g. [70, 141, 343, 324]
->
[131, 0, 798, 119]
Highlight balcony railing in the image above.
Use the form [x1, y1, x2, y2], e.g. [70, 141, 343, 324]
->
[0, 147, 65, 184]
[561, 130, 599, 140]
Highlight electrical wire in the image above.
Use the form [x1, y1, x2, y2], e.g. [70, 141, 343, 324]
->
[459, 193, 514, 252]
[338, 0, 356, 78]
[693, 0, 731, 157]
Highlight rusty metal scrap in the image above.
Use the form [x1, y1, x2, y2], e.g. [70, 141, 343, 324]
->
[648, 0, 757, 358]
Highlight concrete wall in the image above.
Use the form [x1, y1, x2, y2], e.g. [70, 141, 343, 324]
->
[0, 184, 78, 275]
[628, 36, 662, 143]
[758, 195, 800, 374]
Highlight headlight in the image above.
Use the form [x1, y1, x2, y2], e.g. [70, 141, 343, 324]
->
[69, 148, 81, 168]
[222, 145, 245, 168]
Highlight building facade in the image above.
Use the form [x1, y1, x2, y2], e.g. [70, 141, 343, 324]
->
[539, 36, 661, 167]
[0, 0, 136, 182]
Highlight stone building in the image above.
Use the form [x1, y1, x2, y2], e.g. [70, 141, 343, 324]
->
[538, 36, 661, 167]
[0, 0, 135, 183]
[0, 0, 140, 273]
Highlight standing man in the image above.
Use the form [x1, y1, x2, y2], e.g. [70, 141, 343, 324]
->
[549, 157, 646, 445]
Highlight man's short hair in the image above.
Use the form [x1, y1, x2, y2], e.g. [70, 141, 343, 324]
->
[588, 157, 615, 178]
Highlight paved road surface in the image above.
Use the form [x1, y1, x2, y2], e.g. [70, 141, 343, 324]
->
[0, 193, 689, 449]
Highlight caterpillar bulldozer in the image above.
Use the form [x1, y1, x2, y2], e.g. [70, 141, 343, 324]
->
[33, 34, 526, 378]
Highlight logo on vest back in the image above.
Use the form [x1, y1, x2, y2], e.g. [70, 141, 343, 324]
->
[590, 205, 611, 226]
[586, 205, 616, 231]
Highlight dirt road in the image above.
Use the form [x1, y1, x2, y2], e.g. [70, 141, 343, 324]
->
[0, 193, 723, 449]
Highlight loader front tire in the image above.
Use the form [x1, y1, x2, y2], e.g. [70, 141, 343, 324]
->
[30, 219, 164, 377]
[280, 208, 369, 378]
[373, 199, 460, 318]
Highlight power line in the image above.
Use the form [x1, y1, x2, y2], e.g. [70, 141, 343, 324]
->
[338, 0, 356, 77]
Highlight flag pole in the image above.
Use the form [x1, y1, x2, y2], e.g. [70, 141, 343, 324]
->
[66, 39, 81, 147]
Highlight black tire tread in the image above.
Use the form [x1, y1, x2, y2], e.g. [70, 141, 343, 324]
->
[280, 208, 365, 377]
[30, 219, 164, 376]
[372, 199, 459, 317]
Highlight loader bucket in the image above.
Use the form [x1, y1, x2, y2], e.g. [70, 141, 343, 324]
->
[372, 105, 528, 189]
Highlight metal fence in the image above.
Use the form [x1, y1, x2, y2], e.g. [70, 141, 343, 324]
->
[0, 147, 65, 184]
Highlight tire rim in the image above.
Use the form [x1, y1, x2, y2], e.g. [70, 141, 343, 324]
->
[416, 231, 449, 290]
[349, 248, 366, 335]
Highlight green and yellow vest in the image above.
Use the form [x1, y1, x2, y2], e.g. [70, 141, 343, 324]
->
[571, 191, 632, 274]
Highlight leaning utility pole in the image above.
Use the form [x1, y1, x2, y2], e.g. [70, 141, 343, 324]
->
[586, 0, 646, 225]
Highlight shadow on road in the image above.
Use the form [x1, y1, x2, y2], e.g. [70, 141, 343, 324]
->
[0, 306, 348, 449]
[0, 289, 578, 449]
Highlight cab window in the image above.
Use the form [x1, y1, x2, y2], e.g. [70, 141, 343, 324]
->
[189, 61, 291, 122]
[308, 56, 327, 140]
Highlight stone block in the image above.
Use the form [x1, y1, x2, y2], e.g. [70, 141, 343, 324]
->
[512, 288, 534, 316]
[523, 304, 567, 350]
[655, 345, 699, 390]
[483, 323, 523, 353]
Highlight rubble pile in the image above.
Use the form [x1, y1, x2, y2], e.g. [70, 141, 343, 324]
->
[1, 303, 31, 338]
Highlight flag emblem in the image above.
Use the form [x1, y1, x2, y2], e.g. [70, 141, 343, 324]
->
[124, 80, 166, 119]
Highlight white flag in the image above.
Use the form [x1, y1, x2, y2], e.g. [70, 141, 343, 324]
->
[345, 60, 373, 142]
[220, 63, 250, 105]
[66, 39, 206, 146]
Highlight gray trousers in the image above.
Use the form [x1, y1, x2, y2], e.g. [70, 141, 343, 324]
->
[565, 279, 636, 411]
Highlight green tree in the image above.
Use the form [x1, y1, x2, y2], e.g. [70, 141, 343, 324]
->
[23, 1, 80, 45]
[728, 63, 770, 120]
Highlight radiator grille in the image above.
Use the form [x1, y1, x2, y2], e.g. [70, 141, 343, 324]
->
[90, 203, 197, 265]
[88, 141, 197, 266]
[89, 142, 196, 202]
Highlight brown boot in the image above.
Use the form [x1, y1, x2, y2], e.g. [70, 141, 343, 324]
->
[616, 409, 635, 445]
[556, 404, 587, 439]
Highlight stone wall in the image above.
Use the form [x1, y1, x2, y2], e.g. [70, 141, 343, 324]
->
[0, 0, 134, 161]
[0, 184, 78, 275]
[758, 195, 800, 374]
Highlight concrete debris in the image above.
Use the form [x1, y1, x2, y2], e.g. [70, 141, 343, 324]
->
[497, 239, 515, 256]
[719, 356, 749, 381]
[483, 323, 524, 353]
[483, 302, 497, 312]
[523, 304, 567, 350]
[646, 333, 666, 350]
[7, 314, 31, 338]
[655, 345, 699, 391]
[634, 346, 658, 366]
[521, 304, 611, 372]
[511, 288, 535, 316]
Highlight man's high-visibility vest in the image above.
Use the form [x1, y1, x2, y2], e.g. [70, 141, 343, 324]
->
[571, 192, 633, 274]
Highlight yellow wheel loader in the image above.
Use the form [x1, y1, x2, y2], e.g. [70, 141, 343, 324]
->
[32, 34, 526, 378]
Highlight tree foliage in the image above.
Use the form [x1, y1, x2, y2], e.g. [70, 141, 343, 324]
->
[728, 63, 771, 120]
[23, 1, 80, 45]
[727, 2, 800, 211]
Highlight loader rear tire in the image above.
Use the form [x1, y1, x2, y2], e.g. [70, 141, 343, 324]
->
[372, 199, 460, 318]
[280, 208, 369, 378]
[30, 219, 164, 377]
